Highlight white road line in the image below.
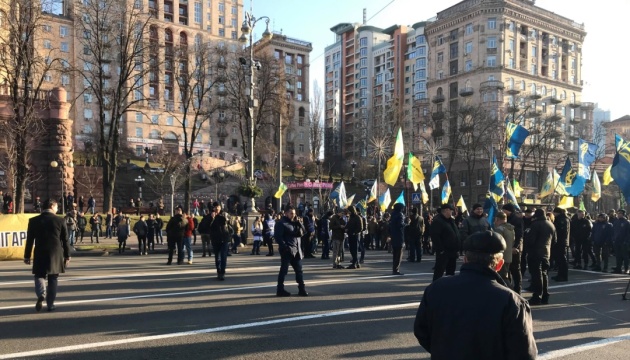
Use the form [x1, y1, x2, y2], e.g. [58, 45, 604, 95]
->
[538, 332, 630, 359]
[0, 302, 419, 359]
[0, 272, 433, 311]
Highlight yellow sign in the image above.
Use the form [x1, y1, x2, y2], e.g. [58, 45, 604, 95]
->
[0, 214, 37, 261]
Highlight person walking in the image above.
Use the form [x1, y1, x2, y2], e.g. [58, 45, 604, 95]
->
[133, 215, 149, 255]
[345, 206, 363, 269]
[23, 199, 71, 312]
[263, 211, 276, 256]
[209, 202, 231, 280]
[319, 211, 333, 259]
[89, 212, 102, 243]
[183, 212, 194, 264]
[329, 209, 347, 269]
[146, 214, 156, 251]
[77, 212, 87, 243]
[166, 207, 188, 265]
[274, 205, 308, 297]
[389, 203, 406, 275]
[430, 204, 460, 281]
[64, 210, 77, 250]
[525, 208, 556, 305]
[414, 231, 537, 359]
[117, 218, 130, 254]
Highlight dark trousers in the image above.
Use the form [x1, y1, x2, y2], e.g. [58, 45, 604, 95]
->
[581, 240, 596, 266]
[277, 251, 305, 291]
[408, 238, 422, 262]
[320, 235, 330, 258]
[213, 240, 229, 274]
[553, 243, 569, 279]
[433, 253, 457, 281]
[264, 235, 274, 255]
[156, 229, 163, 244]
[574, 240, 585, 265]
[520, 249, 528, 276]
[348, 234, 359, 265]
[147, 232, 155, 250]
[392, 245, 403, 273]
[359, 234, 366, 262]
[34, 273, 59, 308]
[201, 234, 211, 256]
[138, 235, 147, 253]
[528, 257, 550, 300]
[593, 243, 610, 270]
[167, 237, 184, 264]
[613, 242, 629, 271]
[509, 254, 522, 293]
[302, 234, 312, 256]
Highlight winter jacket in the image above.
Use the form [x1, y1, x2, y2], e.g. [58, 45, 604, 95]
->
[495, 222, 515, 263]
[133, 220, 148, 237]
[329, 214, 346, 241]
[592, 220, 613, 246]
[274, 215, 305, 258]
[507, 212, 524, 252]
[612, 216, 630, 245]
[429, 214, 460, 256]
[460, 214, 490, 239]
[406, 213, 425, 242]
[165, 214, 187, 241]
[570, 217, 593, 243]
[389, 209, 406, 248]
[346, 214, 363, 236]
[524, 217, 556, 259]
[553, 214, 571, 247]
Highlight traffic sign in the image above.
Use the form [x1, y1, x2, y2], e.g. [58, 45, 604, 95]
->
[411, 192, 421, 204]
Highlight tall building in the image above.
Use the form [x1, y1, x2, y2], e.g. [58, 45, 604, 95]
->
[424, 0, 592, 203]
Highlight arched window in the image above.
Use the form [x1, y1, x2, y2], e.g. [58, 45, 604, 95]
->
[571, 93, 576, 103]
[298, 107, 305, 117]
[437, 87, 443, 96]
[530, 83, 537, 95]
[541, 86, 547, 96]
[561, 90, 566, 100]
[165, 29, 173, 43]
[552, 88, 557, 97]
[149, 129, 160, 139]
[508, 78, 514, 89]
[520, 80, 526, 90]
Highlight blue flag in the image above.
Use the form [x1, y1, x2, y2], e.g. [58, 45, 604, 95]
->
[506, 120, 530, 159]
[616, 134, 626, 151]
[506, 180, 521, 211]
[429, 156, 447, 190]
[441, 180, 451, 204]
[489, 156, 505, 198]
[559, 157, 585, 197]
[578, 138, 598, 180]
[394, 191, 406, 206]
[483, 193, 500, 230]
[612, 134, 630, 204]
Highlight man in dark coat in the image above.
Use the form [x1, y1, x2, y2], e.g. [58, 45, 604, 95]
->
[345, 206, 363, 269]
[524, 208, 556, 305]
[571, 210, 594, 269]
[165, 206, 188, 265]
[611, 209, 630, 274]
[389, 203, 406, 275]
[406, 207, 425, 263]
[23, 199, 71, 312]
[501, 204, 524, 293]
[414, 231, 537, 359]
[274, 205, 308, 297]
[430, 203, 460, 281]
[551, 207, 571, 281]
[208, 202, 231, 280]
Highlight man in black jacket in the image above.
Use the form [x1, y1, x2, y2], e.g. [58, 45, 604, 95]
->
[24, 199, 71, 312]
[502, 204, 524, 293]
[430, 204, 460, 281]
[165, 206, 187, 265]
[406, 207, 425, 263]
[208, 202, 231, 280]
[275, 205, 308, 297]
[552, 207, 571, 281]
[524, 208, 556, 305]
[571, 210, 594, 269]
[414, 231, 537, 359]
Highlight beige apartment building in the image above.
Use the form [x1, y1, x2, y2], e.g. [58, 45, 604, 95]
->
[423, 0, 593, 203]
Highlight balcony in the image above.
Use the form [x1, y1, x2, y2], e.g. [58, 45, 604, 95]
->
[459, 87, 474, 97]
[527, 111, 542, 118]
[548, 114, 563, 122]
[569, 102, 581, 108]
[480, 80, 504, 90]
[529, 93, 542, 100]
[570, 117, 581, 124]
[549, 96, 562, 104]
[506, 88, 521, 95]
[432, 94, 445, 103]
[432, 111, 445, 121]
[506, 105, 520, 113]
[217, 126, 228, 137]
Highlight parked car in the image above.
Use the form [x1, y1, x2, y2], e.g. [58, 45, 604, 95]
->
[361, 179, 375, 187]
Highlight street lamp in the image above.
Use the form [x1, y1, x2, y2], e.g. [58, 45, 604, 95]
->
[169, 174, 176, 216]
[239, 8, 272, 213]
[351, 160, 357, 181]
[50, 159, 74, 214]
[213, 171, 225, 201]
[135, 175, 145, 200]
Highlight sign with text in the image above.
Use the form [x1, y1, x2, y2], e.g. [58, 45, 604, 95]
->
[0, 214, 37, 261]
[287, 181, 334, 190]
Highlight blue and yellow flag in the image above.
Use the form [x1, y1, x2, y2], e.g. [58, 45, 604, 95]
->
[611, 134, 630, 204]
[558, 196, 574, 209]
[367, 180, 378, 203]
[456, 195, 467, 213]
[420, 181, 429, 204]
[394, 191, 405, 206]
[383, 128, 404, 186]
[506, 180, 521, 211]
[330, 181, 348, 209]
[407, 153, 425, 191]
[356, 199, 367, 215]
[603, 165, 613, 186]
[489, 156, 505, 198]
[578, 138, 599, 180]
[441, 180, 451, 204]
[379, 188, 391, 212]
[591, 170, 601, 202]
[483, 192, 499, 230]
[559, 157, 585, 196]
[506, 120, 530, 159]
[513, 179, 523, 198]
[616, 134, 626, 151]
[429, 156, 446, 190]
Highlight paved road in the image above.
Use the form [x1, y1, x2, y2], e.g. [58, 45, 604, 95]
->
[1, 249, 629, 359]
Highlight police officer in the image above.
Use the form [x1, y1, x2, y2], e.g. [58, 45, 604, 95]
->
[414, 231, 537, 359]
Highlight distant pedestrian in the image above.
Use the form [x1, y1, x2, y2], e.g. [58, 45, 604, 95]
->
[117, 218, 130, 254]
[209, 202, 231, 280]
[133, 215, 149, 255]
[23, 199, 71, 312]
[166, 207, 187, 265]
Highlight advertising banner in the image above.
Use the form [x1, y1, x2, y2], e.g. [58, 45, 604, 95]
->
[0, 214, 37, 261]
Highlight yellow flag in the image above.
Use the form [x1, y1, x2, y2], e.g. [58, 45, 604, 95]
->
[558, 196, 574, 209]
[383, 128, 404, 186]
[603, 165, 613, 186]
[420, 181, 429, 204]
[513, 179, 523, 198]
[456, 195, 467, 213]
[539, 171, 555, 199]
[407, 153, 425, 190]
[591, 170, 601, 202]
[274, 182, 288, 198]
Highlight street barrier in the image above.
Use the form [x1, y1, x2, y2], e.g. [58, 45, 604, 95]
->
[0, 214, 36, 261]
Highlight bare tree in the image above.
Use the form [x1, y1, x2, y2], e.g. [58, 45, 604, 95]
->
[0, 0, 60, 212]
[168, 38, 220, 213]
[309, 82, 324, 161]
[75, 0, 156, 213]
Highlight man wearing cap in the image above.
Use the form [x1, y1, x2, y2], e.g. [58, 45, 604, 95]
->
[611, 209, 630, 274]
[524, 209, 556, 305]
[414, 231, 537, 359]
[429, 204, 460, 281]
[551, 207, 571, 282]
[502, 203, 524, 294]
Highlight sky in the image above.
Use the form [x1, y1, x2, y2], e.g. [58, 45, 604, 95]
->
[249, 0, 630, 119]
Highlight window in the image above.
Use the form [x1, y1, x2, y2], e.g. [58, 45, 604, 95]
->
[437, 52, 443, 63]
[83, 125, 93, 134]
[194, 2, 201, 23]
[61, 75, 69, 85]
[136, 128, 143, 138]
[465, 60, 472, 72]
[44, 73, 52, 82]
[61, 42, 68, 52]
[449, 43, 458, 59]
[360, 37, 367, 46]
[299, 144, 305, 152]
[465, 41, 473, 54]
[531, 64, 537, 76]
[42, 24, 51, 32]
[84, 108, 93, 119]
[488, 17, 497, 30]
[486, 56, 496, 67]
[231, 139, 237, 147]
[166, 116, 174, 126]
[43, 40, 52, 49]
[84, 93, 92, 103]
[218, 2, 225, 12]
[297, 55, 303, 64]
[135, 112, 143, 122]
[532, 46, 537, 58]
[437, 35, 444, 45]
[487, 37, 497, 49]
[151, 115, 159, 124]
[59, 26, 67, 37]
[465, 23, 473, 35]
[508, 58, 515, 69]
[135, 146, 144, 156]
[218, 28, 224, 37]
[231, 6, 237, 15]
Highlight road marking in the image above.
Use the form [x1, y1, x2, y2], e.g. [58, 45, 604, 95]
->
[0, 273, 432, 311]
[0, 302, 420, 359]
[538, 332, 630, 359]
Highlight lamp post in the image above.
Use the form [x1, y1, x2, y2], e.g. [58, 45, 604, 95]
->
[213, 171, 225, 201]
[135, 175, 145, 200]
[351, 160, 357, 182]
[239, 6, 272, 213]
[50, 160, 74, 214]
[169, 174, 176, 217]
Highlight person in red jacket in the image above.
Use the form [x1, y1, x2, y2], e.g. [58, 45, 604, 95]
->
[182, 212, 195, 264]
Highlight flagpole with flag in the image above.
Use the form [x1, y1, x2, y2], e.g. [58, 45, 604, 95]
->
[383, 128, 404, 186]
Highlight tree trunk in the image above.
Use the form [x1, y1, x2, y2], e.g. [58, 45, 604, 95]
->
[101, 155, 117, 214]
[14, 131, 27, 213]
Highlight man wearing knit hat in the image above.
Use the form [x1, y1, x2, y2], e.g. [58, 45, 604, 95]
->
[524, 208, 556, 305]
[414, 230, 537, 359]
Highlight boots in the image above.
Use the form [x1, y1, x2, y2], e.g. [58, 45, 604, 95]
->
[298, 285, 308, 297]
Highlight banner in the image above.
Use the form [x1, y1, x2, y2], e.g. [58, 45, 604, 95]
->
[0, 214, 37, 261]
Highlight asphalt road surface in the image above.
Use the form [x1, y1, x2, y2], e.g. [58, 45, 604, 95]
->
[1, 248, 629, 359]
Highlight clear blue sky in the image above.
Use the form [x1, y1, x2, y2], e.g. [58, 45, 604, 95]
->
[249, 0, 629, 119]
